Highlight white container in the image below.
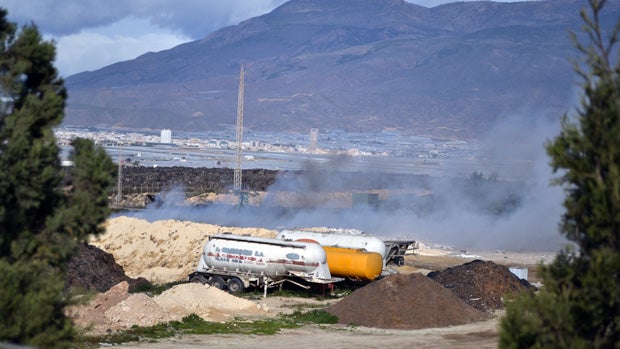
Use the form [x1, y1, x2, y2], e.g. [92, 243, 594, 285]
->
[198, 233, 331, 281]
[509, 267, 529, 280]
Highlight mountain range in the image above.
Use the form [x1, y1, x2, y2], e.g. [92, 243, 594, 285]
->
[63, 0, 620, 140]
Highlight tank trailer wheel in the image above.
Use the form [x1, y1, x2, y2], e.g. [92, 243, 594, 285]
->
[208, 276, 227, 290]
[226, 277, 245, 294]
[190, 274, 208, 284]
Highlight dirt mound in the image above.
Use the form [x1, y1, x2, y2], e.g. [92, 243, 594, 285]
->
[67, 281, 267, 334]
[153, 283, 265, 321]
[93, 216, 278, 283]
[105, 293, 169, 329]
[66, 243, 150, 293]
[427, 259, 536, 313]
[326, 273, 487, 329]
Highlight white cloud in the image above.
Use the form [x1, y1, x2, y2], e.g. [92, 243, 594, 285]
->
[3, 0, 288, 38]
[4, 0, 286, 76]
[53, 17, 190, 76]
[56, 33, 189, 77]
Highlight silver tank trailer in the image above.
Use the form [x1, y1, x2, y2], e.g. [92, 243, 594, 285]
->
[190, 233, 335, 294]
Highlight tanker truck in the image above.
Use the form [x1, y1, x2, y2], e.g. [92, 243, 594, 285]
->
[276, 228, 417, 267]
[188, 233, 343, 295]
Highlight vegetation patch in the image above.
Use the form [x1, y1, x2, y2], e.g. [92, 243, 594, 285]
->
[75, 310, 338, 348]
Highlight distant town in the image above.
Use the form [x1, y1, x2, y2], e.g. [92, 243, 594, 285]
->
[53, 125, 530, 179]
[55, 125, 474, 159]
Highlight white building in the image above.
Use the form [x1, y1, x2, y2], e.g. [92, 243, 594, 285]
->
[309, 128, 319, 151]
[160, 129, 172, 143]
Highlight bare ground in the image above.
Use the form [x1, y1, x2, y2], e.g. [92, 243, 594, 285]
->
[110, 320, 501, 349]
[101, 250, 551, 349]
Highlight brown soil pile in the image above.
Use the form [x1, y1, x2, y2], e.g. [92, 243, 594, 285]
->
[326, 273, 487, 329]
[66, 243, 151, 292]
[427, 259, 536, 313]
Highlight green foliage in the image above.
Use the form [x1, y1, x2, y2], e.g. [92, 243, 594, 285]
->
[46, 138, 117, 245]
[0, 259, 75, 348]
[0, 24, 66, 262]
[469, 170, 498, 183]
[0, 7, 116, 348]
[288, 309, 339, 324]
[500, 285, 578, 348]
[458, 171, 523, 216]
[77, 310, 339, 348]
[500, 1, 620, 347]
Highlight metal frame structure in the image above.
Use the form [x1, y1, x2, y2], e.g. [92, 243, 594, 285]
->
[234, 65, 244, 192]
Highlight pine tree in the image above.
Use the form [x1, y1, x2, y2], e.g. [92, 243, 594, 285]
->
[499, 0, 620, 347]
[0, 8, 116, 347]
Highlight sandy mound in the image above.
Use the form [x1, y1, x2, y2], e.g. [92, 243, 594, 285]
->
[326, 273, 487, 329]
[105, 293, 168, 328]
[427, 259, 536, 313]
[92, 216, 277, 283]
[154, 283, 264, 322]
[68, 281, 268, 334]
[66, 281, 131, 333]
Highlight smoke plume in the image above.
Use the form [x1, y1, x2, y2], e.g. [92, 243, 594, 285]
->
[121, 114, 568, 252]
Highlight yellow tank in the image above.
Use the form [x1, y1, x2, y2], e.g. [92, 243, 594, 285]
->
[322, 246, 383, 281]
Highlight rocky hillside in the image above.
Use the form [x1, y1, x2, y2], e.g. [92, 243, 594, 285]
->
[64, 0, 620, 140]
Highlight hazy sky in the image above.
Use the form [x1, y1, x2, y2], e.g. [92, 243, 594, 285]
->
[3, 0, 538, 77]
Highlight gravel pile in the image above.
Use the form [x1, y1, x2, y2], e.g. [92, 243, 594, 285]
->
[427, 259, 536, 313]
[326, 273, 487, 329]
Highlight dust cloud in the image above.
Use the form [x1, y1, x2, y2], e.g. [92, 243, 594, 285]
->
[121, 114, 568, 253]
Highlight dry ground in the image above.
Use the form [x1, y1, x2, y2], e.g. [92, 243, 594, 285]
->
[103, 250, 551, 349]
[111, 320, 501, 349]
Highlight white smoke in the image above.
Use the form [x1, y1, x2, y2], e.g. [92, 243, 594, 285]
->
[121, 113, 569, 252]
[407, 113, 567, 251]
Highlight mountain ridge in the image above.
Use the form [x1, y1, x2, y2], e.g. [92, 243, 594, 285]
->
[64, 0, 620, 140]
